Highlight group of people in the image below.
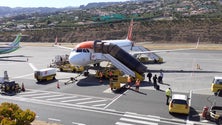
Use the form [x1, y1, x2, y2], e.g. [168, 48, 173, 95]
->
[147, 71, 173, 105]
[147, 71, 163, 90]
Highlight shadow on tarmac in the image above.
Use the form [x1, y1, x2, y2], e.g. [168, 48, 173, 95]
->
[189, 107, 201, 122]
[149, 69, 222, 74]
[0, 55, 31, 62]
[76, 75, 109, 87]
[36, 79, 58, 85]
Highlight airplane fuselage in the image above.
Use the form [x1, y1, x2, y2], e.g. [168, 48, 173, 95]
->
[68, 39, 133, 66]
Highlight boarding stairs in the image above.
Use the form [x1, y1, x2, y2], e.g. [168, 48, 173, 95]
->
[90, 53, 135, 77]
[132, 46, 163, 63]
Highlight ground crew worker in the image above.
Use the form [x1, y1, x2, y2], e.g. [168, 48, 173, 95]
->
[109, 78, 113, 90]
[126, 75, 132, 88]
[159, 70, 163, 83]
[99, 71, 103, 83]
[165, 88, 172, 105]
[147, 72, 152, 82]
[153, 74, 157, 88]
[135, 79, 140, 92]
[108, 70, 113, 79]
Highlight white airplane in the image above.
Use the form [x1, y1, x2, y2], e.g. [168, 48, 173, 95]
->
[55, 20, 199, 70]
[0, 33, 22, 54]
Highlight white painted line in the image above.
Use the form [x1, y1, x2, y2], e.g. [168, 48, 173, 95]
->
[186, 90, 193, 124]
[20, 92, 51, 97]
[18, 91, 39, 95]
[28, 63, 37, 71]
[14, 73, 33, 79]
[123, 114, 160, 122]
[115, 122, 135, 125]
[76, 99, 107, 105]
[104, 91, 126, 109]
[103, 88, 114, 94]
[72, 121, 86, 125]
[46, 96, 77, 101]
[92, 104, 107, 107]
[61, 98, 92, 103]
[48, 118, 61, 122]
[120, 118, 158, 125]
[33, 94, 63, 99]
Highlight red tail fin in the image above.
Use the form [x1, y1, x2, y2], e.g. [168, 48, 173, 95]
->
[55, 36, 58, 45]
[127, 19, 134, 41]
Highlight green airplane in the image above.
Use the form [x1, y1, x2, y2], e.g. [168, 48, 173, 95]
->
[0, 33, 21, 54]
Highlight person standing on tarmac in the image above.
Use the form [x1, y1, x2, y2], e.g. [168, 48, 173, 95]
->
[126, 75, 132, 88]
[135, 79, 140, 92]
[153, 74, 157, 88]
[99, 71, 103, 83]
[165, 88, 172, 105]
[159, 70, 163, 83]
[147, 72, 152, 82]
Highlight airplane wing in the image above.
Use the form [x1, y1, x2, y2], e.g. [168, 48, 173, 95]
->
[132, 38, 199, 56]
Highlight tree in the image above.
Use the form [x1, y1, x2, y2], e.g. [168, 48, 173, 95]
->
[0, 102, 36, 125]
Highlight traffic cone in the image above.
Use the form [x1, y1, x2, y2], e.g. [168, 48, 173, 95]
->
[21, 83, 25, 92]
[57, 82, 60, 89]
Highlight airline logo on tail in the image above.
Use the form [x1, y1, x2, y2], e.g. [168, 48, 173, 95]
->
[0, 33, 22, 54]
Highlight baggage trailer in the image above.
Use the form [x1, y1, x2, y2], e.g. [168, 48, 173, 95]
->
[34, 68, 56, 82]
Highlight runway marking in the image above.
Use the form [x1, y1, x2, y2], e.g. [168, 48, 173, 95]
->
[115, 122, 134, 125]
[28, 63, 37, 71]
[48, 118, 61, 122]
[61, 97, 92, 103]
[104, 89, 128, 109]
[123, 114, 160, 122]
[32, 94, 63, 99]
[186, 90, 193, 124]
[120, 118, 158, 125]
[76, 99, 107, 105]
[14, 73, 33, 78]
[103, 88, 113, 94]
[20, 92, 51, 97]
[46, 96, 77, 101]
[92, 104, 107, 107]
[72, 121, 86, 125]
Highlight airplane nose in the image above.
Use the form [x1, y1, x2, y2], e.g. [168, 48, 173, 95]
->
[69, 52, 82, 66]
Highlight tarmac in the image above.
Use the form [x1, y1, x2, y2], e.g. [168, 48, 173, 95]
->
[0, 45, 222, 96]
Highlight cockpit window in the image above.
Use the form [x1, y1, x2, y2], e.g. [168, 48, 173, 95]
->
[76, 48, 89, 53]
[76, 49, 82, 52]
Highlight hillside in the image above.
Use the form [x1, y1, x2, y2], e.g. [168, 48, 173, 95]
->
[1, 18, 222, 44]
[0, 0, 222, 43]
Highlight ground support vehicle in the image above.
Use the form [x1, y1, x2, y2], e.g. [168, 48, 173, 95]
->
[95, 69, 123, 79]
[0, 81, 21, 95]
[211, 77, 222, 95]
[59, 63, 84, 73]
[169, 94, 190, 115]
[34, 68, 56, 82]
[205, 106, 222, 125]
[109, 75, 131, 91]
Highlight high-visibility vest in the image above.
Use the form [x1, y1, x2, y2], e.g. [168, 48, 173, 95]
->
[165, 88, 171, 96]
[109, 71, 113, 77]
